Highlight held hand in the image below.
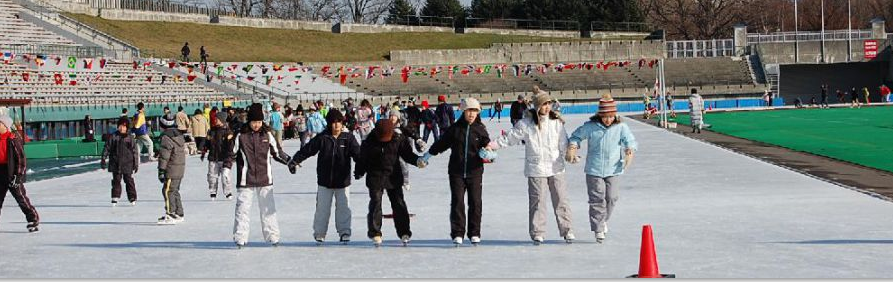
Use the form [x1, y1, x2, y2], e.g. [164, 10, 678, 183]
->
[486, 141, 499, 151]
[565, 145, 580, 164]
[416, 158, 428, 169]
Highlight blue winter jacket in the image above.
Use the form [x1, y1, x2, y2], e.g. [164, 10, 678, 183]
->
[568, 118, 638, 178]
[307, 112, 327, 134]
[270, 111, 284, 131]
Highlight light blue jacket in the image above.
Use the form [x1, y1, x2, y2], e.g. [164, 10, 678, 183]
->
[568, 119, 638, 178]
[307, 112, 327, 134]
[270, 111, 284, 131]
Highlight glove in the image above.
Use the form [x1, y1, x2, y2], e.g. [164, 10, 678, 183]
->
[8, 175, 20, 191]
[420, 152, 432, 163]
[133, 165, 139, 174]
[288, 162, 301, 174]
[416, 157, 428, 169]
[200, 153, 205, 162]
[414, 139, 427, 152]
[354, 173, 363, 180]
[158, 169, 167, 183]
[100, 161, 107, 170]
[478, 148, 497, 163]
[565, 145, 580, 164]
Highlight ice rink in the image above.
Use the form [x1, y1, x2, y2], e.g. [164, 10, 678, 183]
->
[1, 113, 892, 278]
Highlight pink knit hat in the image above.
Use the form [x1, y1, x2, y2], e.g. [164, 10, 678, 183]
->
[597, 94, 617, 116]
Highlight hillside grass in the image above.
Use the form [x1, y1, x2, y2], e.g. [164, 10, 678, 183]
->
[67, 13, 642, 62]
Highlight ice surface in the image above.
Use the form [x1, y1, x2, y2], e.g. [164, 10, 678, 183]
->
[1, 114, 892, 278]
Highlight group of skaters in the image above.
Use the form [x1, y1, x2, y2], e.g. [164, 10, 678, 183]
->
[791, 84, 892, 109]
[1, 86, 639, 249]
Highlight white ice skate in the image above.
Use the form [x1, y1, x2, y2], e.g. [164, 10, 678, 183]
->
[401, 235, 411, 246]
[532, 236, 544, 245]
[339, 234, 351, 244]
[157, 215, 176, 225]
[470, 236, 481, 246]
[372, 236, 383, 247]
[172, 216, 185, 224]
[315, 236, 325, 246]
[452, 237, 463, 247]
[111, 198, 119, 207]
[564, 233, 576, 244]
[595, 231, 606, 243]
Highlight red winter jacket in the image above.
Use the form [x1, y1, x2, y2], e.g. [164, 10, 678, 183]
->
[0, 131, 27, 182]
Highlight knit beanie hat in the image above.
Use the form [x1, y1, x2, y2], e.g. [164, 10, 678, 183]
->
[248, 103, 265, 122]
[532, 86, 553, 109]
[160, 113, 177, 128]
[438, 95, 446, 103]
[421, 100, 430, 109]
[216, 112, 229, 123]
[116, 117, 130, 127]
[326, 108, 345, 124]
[388, 109, 402, 119]
[597, 94, 617, 117]
[375, 119, 394, 142]
[460, 98, 481, 111]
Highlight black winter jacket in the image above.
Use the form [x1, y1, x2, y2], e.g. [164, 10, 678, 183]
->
[291, 130, 360, 189]
[101, 132, 139, 174]
[428, 116, 491, 178]
[355, 130, 421, 190]
[202, 126, 235, 168]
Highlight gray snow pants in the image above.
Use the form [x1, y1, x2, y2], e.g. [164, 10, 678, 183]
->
[527, 174, 573, 239]
[313, 185, 352, 238]
[586, 175, 619, 233]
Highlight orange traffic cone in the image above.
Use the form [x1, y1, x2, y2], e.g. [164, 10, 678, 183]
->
[628, 225, 675, 278]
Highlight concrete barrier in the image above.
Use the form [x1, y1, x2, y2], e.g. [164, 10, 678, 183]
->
[333, 22, 453, 34]
[464, 28, 579, 38]
[216, 16, 331, 32]
[390, 40, 666, 65]
[99, 9, 208, 24]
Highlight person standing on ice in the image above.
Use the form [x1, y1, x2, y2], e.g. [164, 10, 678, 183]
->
[387, 109, 426, 190]
[288, 109, 360, 244]
[355, 119, 428, 247]
[565, 93, 637, 243]
[156, 113, 187, 225]
[200, 111, 235, 201]
[0, 113, 39, 233]
[101, 117, 140, 207]
[232, 103, 292, 248]
[487, 86, 574, 244]
[423, 98, 493, 246]
[355, 99, 375, 142]
[688, 89, 705, 134]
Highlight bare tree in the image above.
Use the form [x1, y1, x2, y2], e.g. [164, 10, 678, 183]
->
[345, 0, 390, 23]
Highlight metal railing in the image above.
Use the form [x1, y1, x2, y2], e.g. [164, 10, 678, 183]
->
[666, 39, 735, 58]
[591, 21, 650, 33]
[463, 18, 580, 31]
[81, 0, 214, 15]
[18, 1, 141, 60]
[746, 30, 873, 44]
[0, 43, 104, 57]
[385, 15, 454, 28]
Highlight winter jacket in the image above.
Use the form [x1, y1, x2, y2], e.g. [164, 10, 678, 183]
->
[101, 132, 139, 174]
[291, 130, 360, 189]
[189, 114, 209, 138]
[495, 110, 568, 178]
[404, 106, 423, 125]
[307, 112, 327, 134]
[176, 111, 191, 132]
[233, 129, 290, 188]
[428, 116, 491, 178]
[689, 94, 705, 124]
[568, 118, 638, 178]
[355, 130, 420, 190]
[1, 132, 26, 183]
[202, 126, 235, 168]
[435, 102, 454, 129]
[510, 101, 526, 121]
[270, 110, 284, 131]
[158, 129, 186, 180]
[132, 111, 148, 136]
[421, 108, 436, 127]
[356, 107, 375, 128]
[293, 114, 308, 132]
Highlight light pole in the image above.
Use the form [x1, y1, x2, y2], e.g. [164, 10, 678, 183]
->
[821, 0, 826, 63]
[847, 0, 852, 62]
[794, 0, 799, 63]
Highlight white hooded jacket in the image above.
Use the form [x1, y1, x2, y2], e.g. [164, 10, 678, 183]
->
[494, 111, 568, 178]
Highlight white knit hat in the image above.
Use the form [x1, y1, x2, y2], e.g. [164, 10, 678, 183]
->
[460, 98, 481, 111]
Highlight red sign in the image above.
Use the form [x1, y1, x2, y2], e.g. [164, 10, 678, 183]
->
[864, 40, 878, 59]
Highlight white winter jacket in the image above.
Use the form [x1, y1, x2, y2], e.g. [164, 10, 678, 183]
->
[495, 112, 568, 178]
